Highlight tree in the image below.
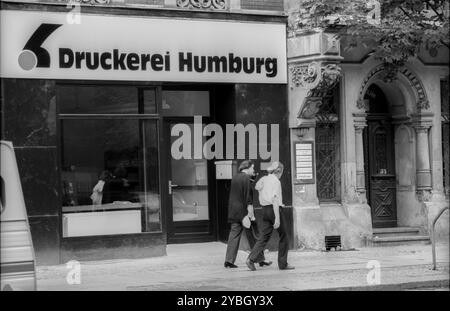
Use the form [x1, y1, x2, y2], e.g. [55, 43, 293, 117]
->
[289, 0, 449, 81]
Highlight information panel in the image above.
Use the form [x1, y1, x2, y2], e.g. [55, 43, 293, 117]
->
[293, 141, 315, 184]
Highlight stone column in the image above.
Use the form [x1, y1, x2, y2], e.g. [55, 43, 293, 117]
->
[353, 113, 367, 202]
[412, 114, 433, 194]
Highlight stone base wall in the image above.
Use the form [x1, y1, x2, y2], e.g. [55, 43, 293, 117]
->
[397, 191, 429, 230]
[293, 204, 372, 250]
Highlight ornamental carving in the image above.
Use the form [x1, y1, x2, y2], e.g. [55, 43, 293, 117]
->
[69, 0, 111, 4]
[177, 0, 227, 10]
[399, 67, 429, 110]
[296, 63, 341, 119]
[416, 189, 432, 202]
[290, 62, 321, 89]
[356, 64, 429, 111]
[297, 97, 321, 119]
[315, 63, 341, 91]
[290, 62, 341, 91]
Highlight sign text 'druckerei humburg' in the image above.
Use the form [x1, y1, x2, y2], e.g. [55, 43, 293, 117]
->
[0, 10, 287, 84]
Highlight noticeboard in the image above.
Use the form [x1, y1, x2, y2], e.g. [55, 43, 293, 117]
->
[293, 141, 315, 184]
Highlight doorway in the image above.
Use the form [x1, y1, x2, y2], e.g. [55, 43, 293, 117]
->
[363, 84, 398, 228]
[161, 89, 216, 243]
[164, 121, 216, 243]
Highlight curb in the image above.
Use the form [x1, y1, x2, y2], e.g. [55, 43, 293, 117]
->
[310, 279, 449, 291]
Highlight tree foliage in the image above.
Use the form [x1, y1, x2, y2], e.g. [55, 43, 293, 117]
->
[289, 0, 449, 80]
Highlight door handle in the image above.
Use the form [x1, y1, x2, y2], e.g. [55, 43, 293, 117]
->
[168, 180, 179, 195]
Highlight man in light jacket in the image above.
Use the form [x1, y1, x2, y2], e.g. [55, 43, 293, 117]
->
[246, 161, 295, 271]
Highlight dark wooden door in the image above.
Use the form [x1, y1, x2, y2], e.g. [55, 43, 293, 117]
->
[365, 115, 397, 228]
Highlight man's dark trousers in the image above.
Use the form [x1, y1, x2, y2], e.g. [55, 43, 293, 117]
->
[225, 221, 264, 264]
[248, 205, 289, 269]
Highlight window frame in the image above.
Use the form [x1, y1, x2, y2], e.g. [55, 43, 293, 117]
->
[56, 81, 164, 240]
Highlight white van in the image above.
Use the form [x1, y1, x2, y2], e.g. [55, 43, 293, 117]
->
[0, 140, 37, 291]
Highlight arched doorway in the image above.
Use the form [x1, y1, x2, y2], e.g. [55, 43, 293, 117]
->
[363, 84, 397, 228]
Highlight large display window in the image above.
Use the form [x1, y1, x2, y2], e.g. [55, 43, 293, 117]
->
[57, 84, 161, 237]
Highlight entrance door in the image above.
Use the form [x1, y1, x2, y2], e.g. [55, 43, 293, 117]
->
[165, 121, 215, 243]
[365, 116, 397, 228]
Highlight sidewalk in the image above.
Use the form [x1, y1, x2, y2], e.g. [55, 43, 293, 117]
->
[36, 242, 450, 291]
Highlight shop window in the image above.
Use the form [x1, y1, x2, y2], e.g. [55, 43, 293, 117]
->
[162, 90, 210, 116]
[315, 86, 341, 202]
[441, 79, 449, 196]
[58, 85, 161, 237]
[58, 85, 156, 114]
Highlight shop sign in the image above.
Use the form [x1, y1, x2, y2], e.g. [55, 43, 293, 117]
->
[0, 10, 287, 83]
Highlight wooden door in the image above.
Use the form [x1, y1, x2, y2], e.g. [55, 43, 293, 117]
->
[365, 116, 397, 228]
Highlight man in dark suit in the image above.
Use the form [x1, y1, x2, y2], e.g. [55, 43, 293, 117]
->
[224, 160, 272, 268]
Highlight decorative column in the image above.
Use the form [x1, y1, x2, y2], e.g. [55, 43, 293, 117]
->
[412, 113, 434, 199]
[353, 113, 367, 202]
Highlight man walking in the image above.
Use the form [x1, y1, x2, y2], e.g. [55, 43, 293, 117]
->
[224, 160, 272, 268]
[246, 161, 294, 271]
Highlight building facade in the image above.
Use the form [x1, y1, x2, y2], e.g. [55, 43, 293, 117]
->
[1, 0, 292, 265]
[285, 0, 449, 250]
[1, 0, 448, 265]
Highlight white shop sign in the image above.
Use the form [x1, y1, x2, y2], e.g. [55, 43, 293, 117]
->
[0, 10, 287, 83]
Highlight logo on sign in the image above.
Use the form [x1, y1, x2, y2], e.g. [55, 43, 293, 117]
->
[18, 23, 62, 71]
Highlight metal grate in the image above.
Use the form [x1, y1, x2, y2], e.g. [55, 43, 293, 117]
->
[325, 235, 341, 251]
[316, 125, 339, 200]
[315, 86, 341, 202]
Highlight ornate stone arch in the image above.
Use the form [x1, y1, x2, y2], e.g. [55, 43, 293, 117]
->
[356, 65, 429, 111]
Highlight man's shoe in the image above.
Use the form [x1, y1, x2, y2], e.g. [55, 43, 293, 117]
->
[258, 261, 273, 267]
[279, 264, 295, 270]
[224, 262, 238, 268]
[246, 258, 256, 271]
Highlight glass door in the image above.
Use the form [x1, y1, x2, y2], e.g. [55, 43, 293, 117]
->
[161, 89, 215, 242]
[170, 123, 209, 222]
[166, 122, 214, 242]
